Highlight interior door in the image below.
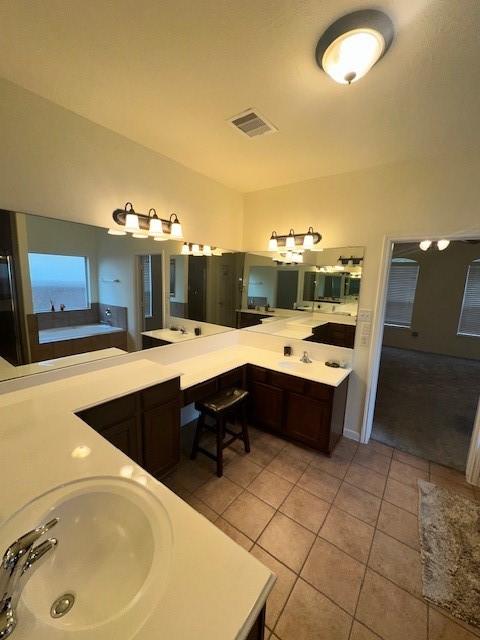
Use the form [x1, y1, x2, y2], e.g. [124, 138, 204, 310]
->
[188, 256, 207, 321]
[277, 270, 299, 309]
[0, 255, 22, 365]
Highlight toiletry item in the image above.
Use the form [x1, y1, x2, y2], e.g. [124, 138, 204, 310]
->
[50, 299, 55, 312]
[325, 360, 340, 368]
[284, 345, 292, 357]
[195, 327, 201, 336]
[60, 304, 65, 311]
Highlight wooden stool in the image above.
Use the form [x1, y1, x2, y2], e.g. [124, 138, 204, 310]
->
[190, 387, 250, 477]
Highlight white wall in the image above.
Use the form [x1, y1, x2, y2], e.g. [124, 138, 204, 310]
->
[243, 158, 480, 438]
[0, 78, 243, 251]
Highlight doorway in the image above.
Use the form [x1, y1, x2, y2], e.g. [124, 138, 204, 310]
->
[369, 240, 480, 472]
[277, 270, 298, 309]
[138, 254, 163, 332]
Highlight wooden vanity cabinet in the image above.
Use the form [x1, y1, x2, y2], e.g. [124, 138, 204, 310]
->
[76, 377, 181, 478]
[246, 365, 348, 454]
[306, 322, 355, 349]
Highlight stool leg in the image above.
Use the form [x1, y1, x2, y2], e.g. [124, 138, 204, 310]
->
[216, 415, 224, 477]
[241, 404, 251, 453]
[191, 413, 205, 460]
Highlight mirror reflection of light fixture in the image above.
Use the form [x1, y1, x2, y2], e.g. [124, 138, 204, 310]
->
[285, 229, 296, 249]
[268, 231, 278, 251]
[107, 227, 127, 236]
[170, 214, 183, 239]
[212, 247, 223, 256]
[303, 227, 314, 249]
[132, 232, 148, 239]
[419, 240, 432, 251]
[203, 245, 212, 256]
[437, 239, 450, 251]
[316, 10, 394, 85]
[181, 242, 190, 255]
[191, 243, 201, 255]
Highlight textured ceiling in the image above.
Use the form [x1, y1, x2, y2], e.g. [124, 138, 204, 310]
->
[0, 0, 479, 192]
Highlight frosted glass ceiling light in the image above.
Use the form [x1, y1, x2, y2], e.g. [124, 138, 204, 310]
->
[419, 240, 432, 251]
[268, 231, 278, 251]
[212, 247, 223, 256]
[285, 229, 296, 249]
[316, 10, 394, 85]
[148, 208, 164, 237]
[192, 243, 201, 255]
[125, 212, 140, 232]
[181, 242, 190, 255]
[437, 239, 450, 251]
[169, 213, 183, 239]
[203, 245, 212, 256]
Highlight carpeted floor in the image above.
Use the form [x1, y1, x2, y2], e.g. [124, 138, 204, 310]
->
[372, 347, 480, 471]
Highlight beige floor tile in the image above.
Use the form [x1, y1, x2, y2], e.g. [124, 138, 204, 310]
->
[428, 607, 480, 640]
[356, 569, 427, 640]
[282, 441, 316, 462]
[250, 545, 297, 629]
[297, 466, 342, 502]
[168, 459, 213, 493]
[429, 606, 480, 639]
[384, 477, 418, 514]
[184, 495, 219, 522]
[276, 578, 352, 640]
[319, 506, 374, 563]
[368, 530, 423, 597]
[215, 517, 253, 551]
[248, 469, 293, 508]
[368, 439, 394, 458]
[256, 431, 287, 451]
[393, 449, 429, 472]
[389, 459, 428, 488]
[334, 483, 381, 525]
[162, 474, 192, 499]
[267, 451, 309, 483]
[222, 490, 275, 540]
[258, 512, 315, 572]
[194, 475, 243, 513]
[334, 437, 359, 460]
[279, 486, 330, 533]
[234, 437, 279, 466]
[429, 474, 476, 499]
[309, 452, 351, 479]
[353, 447, 391, 475]
[350, 621, 384, 640]
[223, 455, 263, 487]
[377, 500, 419, 550]
[301, 537, 365, 614]
[344, 463, 387, 498]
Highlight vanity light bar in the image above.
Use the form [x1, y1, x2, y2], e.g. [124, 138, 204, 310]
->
[181, 242, 223, 256]
[268, 227, 322, 251]
[111, 203, 183, 239]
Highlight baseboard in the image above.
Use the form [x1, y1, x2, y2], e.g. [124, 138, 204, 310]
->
[343, 428, 361, 442]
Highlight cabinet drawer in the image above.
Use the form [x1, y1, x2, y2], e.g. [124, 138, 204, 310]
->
[218, 366, 245, 390]
[78, 393, 137, 431]
[268, 370, 306, 395]
[248, 364, 268, 383]
[183, 378, 218, 405]
[306, 381, 333, 402]
[141, 378, 180, 411]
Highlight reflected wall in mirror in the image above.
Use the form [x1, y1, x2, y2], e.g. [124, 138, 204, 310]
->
[239, 247, 364, 348]
[0, 209, 235, 383]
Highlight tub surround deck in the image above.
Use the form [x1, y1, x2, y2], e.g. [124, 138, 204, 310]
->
[39, 323, 125, 343]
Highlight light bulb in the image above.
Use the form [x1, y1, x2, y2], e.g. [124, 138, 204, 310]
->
[268, 232, 278, 251]
[107, 228, 126, 236]
[181, 243, 190, 255]
[419, 240, 432, 251]
[149, 216, 163, 236]
[286, 230, 296, 249]
[169, 214, 183, 239]
[322, 28, 385, 84]
[303, 230, 314, 249]
[437, 239, 450, 251]
[203, 245, 212, 256]
[125, 212, 139, 232]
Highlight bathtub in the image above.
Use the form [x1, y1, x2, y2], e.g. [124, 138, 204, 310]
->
[39, 323, 125, 344]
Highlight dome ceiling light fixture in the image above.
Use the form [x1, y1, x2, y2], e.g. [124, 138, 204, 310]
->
[316, 9, 394, 85]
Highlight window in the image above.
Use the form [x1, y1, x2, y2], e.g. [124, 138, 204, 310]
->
[458, 260, 480, 337]
[385, 259, 419, 327]
[28, 253, 90, 312]
[141, 255, 152, 318]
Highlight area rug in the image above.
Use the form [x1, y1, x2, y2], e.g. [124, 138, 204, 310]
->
[418, 480, 480, 629]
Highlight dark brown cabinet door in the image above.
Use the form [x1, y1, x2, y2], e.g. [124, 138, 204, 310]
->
[143, 399, 181, 478]
[100, 418, 140, 462]
[284, 392, 330, 451]
[248, 381, 284, 433]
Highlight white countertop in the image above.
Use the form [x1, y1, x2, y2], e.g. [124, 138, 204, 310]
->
[0, 358, 274, 639]
[142, 328, 198, 343]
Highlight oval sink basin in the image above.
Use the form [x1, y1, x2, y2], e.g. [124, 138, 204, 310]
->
[277, 360, 311, 370]
[0, 476, 172, 639]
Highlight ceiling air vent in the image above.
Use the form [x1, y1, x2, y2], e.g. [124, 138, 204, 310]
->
[229, 109, 277, 138]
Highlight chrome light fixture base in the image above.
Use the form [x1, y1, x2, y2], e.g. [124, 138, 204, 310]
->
[111, 203, 183, 239]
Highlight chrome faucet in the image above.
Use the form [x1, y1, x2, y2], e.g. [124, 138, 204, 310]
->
[0, 518, 59, 638]
[300, 351, 312, 364]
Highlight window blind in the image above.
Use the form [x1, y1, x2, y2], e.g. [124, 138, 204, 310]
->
[142, 255, 152, 319]
[458, 261, 480, 337]
[385, 263, 419, 327]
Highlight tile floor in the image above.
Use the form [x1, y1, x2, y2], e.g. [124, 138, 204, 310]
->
[164, 424, 480, 640]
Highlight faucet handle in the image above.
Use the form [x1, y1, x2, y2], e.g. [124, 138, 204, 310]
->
[2, 518, 59, 571]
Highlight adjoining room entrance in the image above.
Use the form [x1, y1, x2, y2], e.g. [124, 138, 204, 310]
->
[370, 240, 480, 471]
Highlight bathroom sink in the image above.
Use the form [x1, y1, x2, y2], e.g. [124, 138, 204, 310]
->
[0, 476, 172, 640]
[277, 359, 312, 371]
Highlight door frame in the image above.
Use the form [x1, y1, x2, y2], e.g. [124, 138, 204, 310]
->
[361, 233, 480, 485]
